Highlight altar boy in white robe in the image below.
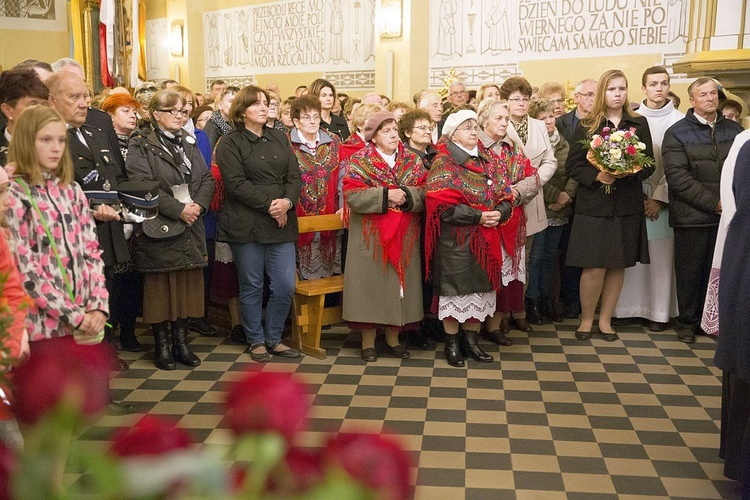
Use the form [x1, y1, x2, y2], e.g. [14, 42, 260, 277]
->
[613, 66, 682, 330]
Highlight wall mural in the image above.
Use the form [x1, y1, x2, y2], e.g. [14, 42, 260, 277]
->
[145, 17, 170, 82]
[429, 0, 690, 86]
[203, 0, 376, 90]
[0, 0, 67, 31]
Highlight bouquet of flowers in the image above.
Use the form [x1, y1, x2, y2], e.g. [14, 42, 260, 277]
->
[582, 126, 653, 193]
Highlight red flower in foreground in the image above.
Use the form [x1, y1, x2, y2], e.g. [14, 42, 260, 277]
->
[283, 447, 325, 493]
[324, 432, 412, 500]
[626, 145, 638, 156]
[110, 415, 192, 457]
[0, 442, 17, 500]
[225, 371, 308, 441]
[13, 336, 111, 424]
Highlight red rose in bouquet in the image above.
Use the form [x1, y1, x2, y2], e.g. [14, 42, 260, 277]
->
[111, 415, 192, 457]
[323, 432, 412, 500]
[225, 371, 308, 441]
[13, 336, 111, 424]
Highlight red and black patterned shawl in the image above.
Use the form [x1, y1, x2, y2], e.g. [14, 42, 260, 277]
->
[425, 141, 513, 290]
[342, 142, 427, 290]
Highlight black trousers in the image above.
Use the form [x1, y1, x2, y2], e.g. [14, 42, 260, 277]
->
[673, 226, 718, 329]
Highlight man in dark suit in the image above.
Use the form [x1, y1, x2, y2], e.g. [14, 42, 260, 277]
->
[47, 72, 134, 391]
[556, 79, 597, 143]
[554, 78, 597, 320]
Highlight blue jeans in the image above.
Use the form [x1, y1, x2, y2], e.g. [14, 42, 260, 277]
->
[231, 241, 296, 347]
[526, 225, 565, 300]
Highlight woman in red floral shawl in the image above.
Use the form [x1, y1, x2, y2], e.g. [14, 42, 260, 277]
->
[288, 95, 342, 279]
[342, 111, 427, 363]
[425, 110, 513, 368]
[477, 100, 539, 345]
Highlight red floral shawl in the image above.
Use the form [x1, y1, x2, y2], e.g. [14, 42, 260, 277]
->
[425, 141, 512, 290]
[342, 142, 427, 289]
[494, 140, 538, 275]
[290, 131, 342, 271]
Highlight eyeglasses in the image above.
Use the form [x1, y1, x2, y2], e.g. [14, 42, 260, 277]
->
[413, 125, 435, 132]
[297, 114, 321, 122]
[158, 108, 189, 117]
[268, 102, 279, 109]
[456, 125, 479, 133]
[576, 92, 595, 99]
[507, 97, 530, 104]
[450, 90, 467, 97]
[549, 98, 565, 105]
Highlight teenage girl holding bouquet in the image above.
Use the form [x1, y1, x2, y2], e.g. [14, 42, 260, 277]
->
[565, 70, 655, 341]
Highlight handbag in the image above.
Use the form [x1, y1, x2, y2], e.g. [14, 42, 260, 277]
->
[142, 214, 186, 239]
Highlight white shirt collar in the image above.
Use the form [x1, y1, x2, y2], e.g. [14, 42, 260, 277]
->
[375, 147, 397, 167]
[3, 128, 11, 144]
[694, 111, 717, 128]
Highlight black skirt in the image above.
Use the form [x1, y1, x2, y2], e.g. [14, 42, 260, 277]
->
[565, 213, 649, 268]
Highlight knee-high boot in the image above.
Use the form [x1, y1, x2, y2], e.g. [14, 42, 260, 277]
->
[171, 319, 201, 367]
[152, 321, 175, 370]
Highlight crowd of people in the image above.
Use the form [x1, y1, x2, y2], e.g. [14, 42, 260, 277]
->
[0, 56, 749, 484]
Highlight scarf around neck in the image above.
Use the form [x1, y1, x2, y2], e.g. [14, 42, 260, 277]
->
[343, 142, 427, 290]
[425, 141, 512, 290]
[210, 110, 232, 136]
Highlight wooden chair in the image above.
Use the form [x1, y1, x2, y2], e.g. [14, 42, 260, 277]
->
[291, 214, 345, 359]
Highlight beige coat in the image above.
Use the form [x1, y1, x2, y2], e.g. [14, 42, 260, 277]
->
[342, 186, 425, 326]
[508, 117, 557, 236]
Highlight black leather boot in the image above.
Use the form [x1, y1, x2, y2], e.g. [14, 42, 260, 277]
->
[444, 334, 465, 367]
[465, 330, 493, 362]
[171, 319, 201, 367]
[542, 296, 563, 322]
[152, 321, 175, 370]
[526, 298, 543, 325]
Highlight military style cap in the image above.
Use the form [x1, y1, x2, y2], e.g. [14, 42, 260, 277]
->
[118, 180, 160, 220]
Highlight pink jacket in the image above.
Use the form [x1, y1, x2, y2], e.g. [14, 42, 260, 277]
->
[5, 176, 109, 341]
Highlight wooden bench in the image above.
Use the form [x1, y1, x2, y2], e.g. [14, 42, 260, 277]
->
[290, 214, 345, 359]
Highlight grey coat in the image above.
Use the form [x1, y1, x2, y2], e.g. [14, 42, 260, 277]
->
[342, 148, 425, 327]
[126, 129, 215, 273]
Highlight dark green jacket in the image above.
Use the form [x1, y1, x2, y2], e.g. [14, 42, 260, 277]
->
[215, 126, 301, 244]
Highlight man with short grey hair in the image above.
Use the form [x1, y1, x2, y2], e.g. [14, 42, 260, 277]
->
[556, 78, 596, 143]
[662, 77, 744, 343]
[418, 91, 444, 141]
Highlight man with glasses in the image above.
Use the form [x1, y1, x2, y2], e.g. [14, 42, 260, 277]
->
[442, 81, 469, 119]
[557, 79, 596, 143]
[46, 72, 135, 410]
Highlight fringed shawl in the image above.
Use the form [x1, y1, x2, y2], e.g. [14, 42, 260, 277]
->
[290, 130, 342, 272]
[496, 140, 538, 276]
[425, 141, 513, 291]
[342, 142, 427, 290]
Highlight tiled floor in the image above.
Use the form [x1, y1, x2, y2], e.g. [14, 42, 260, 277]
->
[77, 319, 744, 499]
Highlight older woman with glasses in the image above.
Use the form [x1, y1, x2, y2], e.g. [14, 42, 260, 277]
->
[477, 100, 538, 346]
[499, 76, 558, 330]
[288, 95, 342, 279]
[265, 91, 286, 132]
[426, 110, 513, 367]
[126, 90, 215, 370]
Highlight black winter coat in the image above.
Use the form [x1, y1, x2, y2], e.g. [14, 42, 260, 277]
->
[126, 129, 215, 273]
[566, 115, 654, 218]
[215, 126, 301, 245]
[662, 109, 744, 228]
